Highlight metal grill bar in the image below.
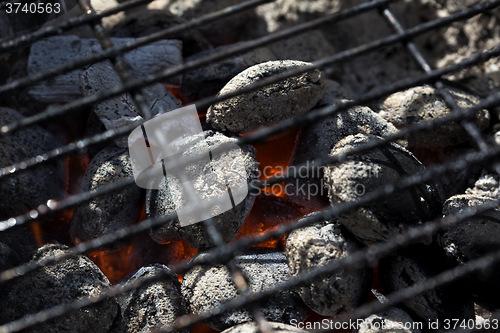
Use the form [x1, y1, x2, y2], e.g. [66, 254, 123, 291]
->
[0, 0, 153, 49]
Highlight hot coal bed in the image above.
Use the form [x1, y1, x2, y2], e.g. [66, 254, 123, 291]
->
[1, 0, 500, 333]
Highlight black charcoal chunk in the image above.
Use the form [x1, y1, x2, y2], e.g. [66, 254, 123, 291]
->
[71, 145, 144, 250]
[181, 44, 276, 101]
[441, 195, 500, 311]
[380, 85, 490, 148]
[207, 60, 325, 134]
[181, 249, 309, 331]
[0, 107, 66, 220]
[324, 134, 442, 245]
[286, 95, 404, 212]
[222, 322, 308, 333]
[114, 264, 188, 333]
[379, 244, 474, 327]
[285, 214, 372, 316]
[0, 243, 118, 332]
[147, 131, 258, 249]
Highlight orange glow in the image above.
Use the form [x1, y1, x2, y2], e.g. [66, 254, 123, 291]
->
[252, 128, 299, 198]
[167, 86, 191, 106]
[30, 222, 44, 247]
[192, 324, 219, 333]
[234, 193, 303, 249]
[87, 245, 133, 285]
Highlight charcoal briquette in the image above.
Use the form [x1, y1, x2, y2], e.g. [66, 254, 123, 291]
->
[181, 249, 309, 331]
[285, 213, 372, 316]
[207, 60, 325, 134]
[324, 134, 442, 245]
[71, 145, 144, 250]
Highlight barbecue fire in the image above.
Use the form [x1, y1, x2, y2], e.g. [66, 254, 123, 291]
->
[1, 0, 500, 332]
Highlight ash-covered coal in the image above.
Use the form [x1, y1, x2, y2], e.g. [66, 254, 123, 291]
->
[379, 244, 475, 327]
[324, 134, 442, 245]
[0, 244, 118, 333]
[112, 264, 188, 333]
[147, 130, 258, 249]
[441, 194, 500, 311]
[285, 213, 372, 316]
[71, 145, 144, 250]
[380, 85, 490, 148]
[181, 249, 308, 331]
[207, 60, 325, 134]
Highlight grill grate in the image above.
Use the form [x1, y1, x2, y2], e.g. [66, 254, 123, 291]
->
[1, 0, 500, 332]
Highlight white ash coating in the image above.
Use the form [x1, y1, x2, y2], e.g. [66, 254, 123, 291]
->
[285, 214, 372, 316]
[207, 60, 326, 134]
[147, 131, 258, 249]
[0, 107, 66, 221]
[71, 145, 144, 250]
[268, 30, 335, 63]
[380, 85, 490, 148]
[357, 307, 420, 333]
[80, 60, 181, 148]
[379, 244, 474, 325]
[222, 322, 308, 333]
[0, 244, 118, 333]
[466, 173, 500, 199]
[441, 194, 500, 311]
[181, 250, 308, 331]
[181, 44, 276, 101]
[324, 134, 442, 245]
[113, 264, 188, 333]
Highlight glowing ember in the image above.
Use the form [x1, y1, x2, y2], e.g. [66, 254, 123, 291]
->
[87, 245, 133, 285]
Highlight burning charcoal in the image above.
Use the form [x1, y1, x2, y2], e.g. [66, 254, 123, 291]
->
[466, 173, 500, 199]
[0, 243, 118, 332]
[107, 9, 209, 57]
[80, 60, 181, 148]
[28, 35, 183, 104]
[0, 107, 66, 220]
[380, 85, 490, 148]
[268, 30, 336, 63]
[147, 131, 258, 249]
[222, 322, 308, 333]
[181, 249, 309, 331]
[285, 95, 404, 213]
[379, 244, 475, 327]
[113, 264, 188, 333]
[168, 0, 256, 45]
[207, 60, 326, 134]
[324, 134, 442, 245]
[181, 44, 276, 101]
[71, 145, 144, 250]
[441, 194, 500, 311]
[285, 213, 372, 316]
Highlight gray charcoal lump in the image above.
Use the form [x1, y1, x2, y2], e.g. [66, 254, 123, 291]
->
[147, 130, 258, 249]
[114, 264, 188, 333]
[379, 244, 474, 326]
[285, 213, 372, 316]
[181, 249, 309, 331]
[465, 174, 500, 199]
[324, 134, 442, 245]
[441, 195, 500, 311]
[71, 145, 144, 250]
[285, 98, 404, 210]
[0, 243, 118, 333]
[207, 60, 326, 134]
[0, 107, 66, 220]
[222, 322, 308, 333]
[380, 85, 490, 148]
